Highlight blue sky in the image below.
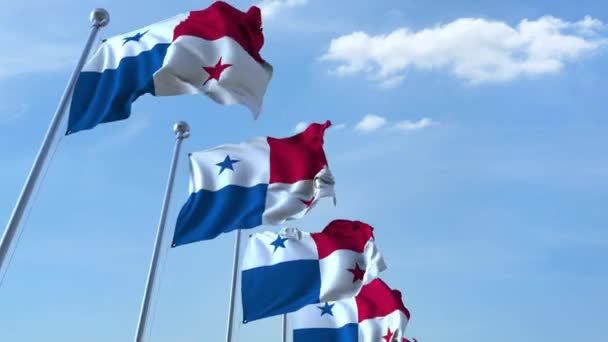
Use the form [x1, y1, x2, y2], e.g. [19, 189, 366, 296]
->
[0, 0, 607, 341]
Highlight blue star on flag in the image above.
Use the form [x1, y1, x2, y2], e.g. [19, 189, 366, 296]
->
[216, 155, 240, 175]
[270, 236, 288, 253]
[318, 302, 335, 316]
[122, 30, 149, 45]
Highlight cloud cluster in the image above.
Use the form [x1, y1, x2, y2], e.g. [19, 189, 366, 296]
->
[293, 121, 346, 133]
[257, 0, 308, 19]
[321, 15, 607, 86]
[354, 114, 386, 132]
[355, 115, 437, 133]
[294, 116, 436, 134]
[393, 117, 435, 131]
[293, 121, 309, 133]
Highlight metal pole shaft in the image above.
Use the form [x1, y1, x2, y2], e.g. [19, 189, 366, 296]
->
[0, 9, 110, 281]
[282, 314, 288, 342]
[134, 122, 190, 342]
[225, 229, 242, 342]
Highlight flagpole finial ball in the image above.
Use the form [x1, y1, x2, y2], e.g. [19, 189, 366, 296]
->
[90, 8, 110, 27]
[174, 121, 190, 139]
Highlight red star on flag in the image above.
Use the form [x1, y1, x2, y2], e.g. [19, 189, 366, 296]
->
[347, 262, 365, 283]
[202, 57, 232, 85]
[382, 328, 394, 342]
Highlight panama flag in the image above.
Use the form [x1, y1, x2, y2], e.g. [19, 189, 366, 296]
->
[241, 220, 386, 323]
[67, 1, 272, 134]
[171, 121, 335, 246]
[290, 279, 410, 342]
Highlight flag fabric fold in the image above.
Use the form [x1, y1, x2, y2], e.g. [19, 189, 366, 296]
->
[241, 220, 386, 323]
[67, 1, 272, 134]
[290, 278, 410, 342]
[172, 121, 335, 246]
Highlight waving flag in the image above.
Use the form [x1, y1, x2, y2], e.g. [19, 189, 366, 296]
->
[172, 121, 335, 246]
[241, 220, 386, 323]
[291, 279, 410, 342]
[67, 1, 272, 134]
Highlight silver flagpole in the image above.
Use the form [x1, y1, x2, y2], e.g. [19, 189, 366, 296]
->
[0, 9, 110, 281]
[225, 229, 242, 342]
[282, 314, 288, 342]
[134, 122, 190, 342]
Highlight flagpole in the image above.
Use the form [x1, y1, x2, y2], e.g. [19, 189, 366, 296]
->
[282, 314, 288, 342]
[134, 122, 190, 342]
[225, 229, 242, 342]
[0, 8, 110, 281]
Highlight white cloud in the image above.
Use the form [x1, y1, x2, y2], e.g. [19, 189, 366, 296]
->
[575, 15, 605, 35]
[379, 75, 407, 89]
[293, 116, 431, 136]
[294, 122, 346, 133]
[394, 117, 436, 131]
[321, 16, 607, 85]
[257, 0, 308, 19]
[293, 121, 308, 133]
[355, 114, 387, 132]
[353, 115, 437, 134]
